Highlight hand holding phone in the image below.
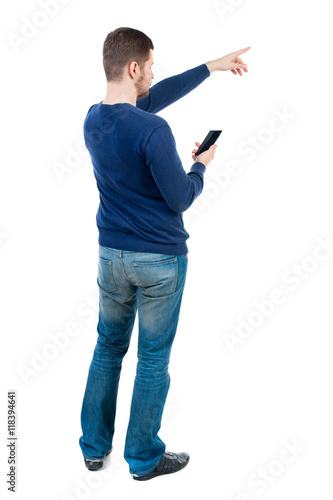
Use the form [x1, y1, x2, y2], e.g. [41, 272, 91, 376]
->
[192, 130, 222, 167]
[195, 130, 222, 156]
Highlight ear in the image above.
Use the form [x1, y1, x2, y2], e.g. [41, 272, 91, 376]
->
[128, 60, 139, 79]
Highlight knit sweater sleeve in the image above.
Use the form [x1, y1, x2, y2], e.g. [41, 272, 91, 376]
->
[145, 124, 206, 213]
[136, 63, 210, 114]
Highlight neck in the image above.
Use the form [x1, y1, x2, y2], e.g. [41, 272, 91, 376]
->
[102, 81, 137, 106]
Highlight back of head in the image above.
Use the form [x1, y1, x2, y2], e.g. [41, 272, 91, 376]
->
[103, 27, 154, 82]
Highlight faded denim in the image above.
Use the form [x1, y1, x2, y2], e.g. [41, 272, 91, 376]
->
[79, 245, 188, 476]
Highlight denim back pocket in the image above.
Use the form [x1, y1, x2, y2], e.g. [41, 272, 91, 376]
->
[97, 256, 118, 293]
[132, 256, 178, 298]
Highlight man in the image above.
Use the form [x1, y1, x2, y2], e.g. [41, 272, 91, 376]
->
[79, 27, 250, 481]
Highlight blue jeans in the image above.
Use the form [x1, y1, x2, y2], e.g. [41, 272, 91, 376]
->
[79, 245, 188, 477]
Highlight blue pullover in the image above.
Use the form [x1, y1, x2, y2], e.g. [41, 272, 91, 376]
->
[84, 63, 211, 255]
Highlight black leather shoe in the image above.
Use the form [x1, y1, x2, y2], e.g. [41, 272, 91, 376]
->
[132, 451, 190, 481]
[84, 448, 112, 471]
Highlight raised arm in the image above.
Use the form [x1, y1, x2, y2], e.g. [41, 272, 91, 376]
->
[137, 46, 251, 114]
[136, 64, 210, 114]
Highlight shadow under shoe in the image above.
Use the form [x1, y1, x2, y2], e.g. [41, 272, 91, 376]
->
[84, 448, 112, 471]
[132, 451, 190, 481]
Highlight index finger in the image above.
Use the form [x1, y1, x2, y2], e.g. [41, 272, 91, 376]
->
[234, 46, 251, 56]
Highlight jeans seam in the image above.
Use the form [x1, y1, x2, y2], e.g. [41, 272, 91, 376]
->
[82, 452, 104, 461]
[131, 456, 163, 476]
[133, 257, 177, 267]
[98, 257, 118, 293]
[121, 257, 137, 287]
[133, 258, 178, 298]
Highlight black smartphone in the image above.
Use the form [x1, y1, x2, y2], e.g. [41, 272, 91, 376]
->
[195, 130, 222, 156]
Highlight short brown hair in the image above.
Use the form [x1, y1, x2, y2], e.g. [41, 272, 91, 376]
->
[103, 27, 154, 82]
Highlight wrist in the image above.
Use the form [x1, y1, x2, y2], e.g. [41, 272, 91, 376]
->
[205, 60, 217, 73]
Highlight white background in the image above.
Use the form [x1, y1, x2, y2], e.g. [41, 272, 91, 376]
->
[1, 0, 333, 499]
